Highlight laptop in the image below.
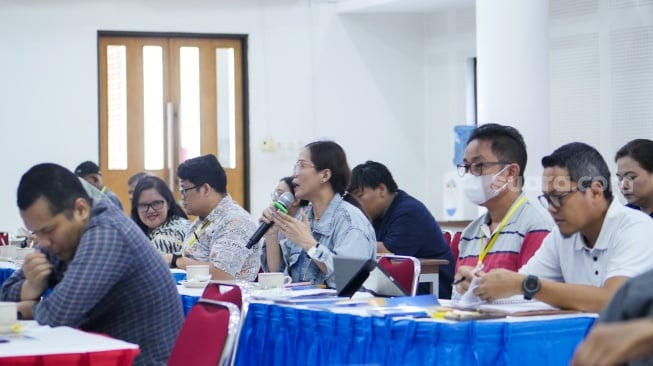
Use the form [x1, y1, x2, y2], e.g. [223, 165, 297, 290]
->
[334, 256, 409, 298]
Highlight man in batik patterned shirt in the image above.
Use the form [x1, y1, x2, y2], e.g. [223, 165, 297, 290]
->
[165, 154, 260, 281]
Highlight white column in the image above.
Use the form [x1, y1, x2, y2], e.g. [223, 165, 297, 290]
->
[476, 0, 549, 196]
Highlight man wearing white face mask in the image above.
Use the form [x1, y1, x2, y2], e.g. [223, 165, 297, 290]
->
[453, 123, 553, 296]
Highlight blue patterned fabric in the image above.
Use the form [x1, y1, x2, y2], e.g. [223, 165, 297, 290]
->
[0, 268, 14, 286]
[234, 303, 596, 366]
[0, 199, 184, 366]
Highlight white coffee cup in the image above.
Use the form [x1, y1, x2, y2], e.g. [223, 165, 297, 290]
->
[186, 265, 210, 282]
[0, 302, 17, 328]
[0, 246, 16, 260]
[258, 272, 292, 289]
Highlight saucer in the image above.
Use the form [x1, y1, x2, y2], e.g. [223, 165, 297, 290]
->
[180, 280, 209, 289]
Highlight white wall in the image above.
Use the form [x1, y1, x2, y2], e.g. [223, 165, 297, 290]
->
[2, 0, 651, 234]
[0, 0, 429, 232]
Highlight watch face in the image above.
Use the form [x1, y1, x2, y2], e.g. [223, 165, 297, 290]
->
[525, 276, 539, 291]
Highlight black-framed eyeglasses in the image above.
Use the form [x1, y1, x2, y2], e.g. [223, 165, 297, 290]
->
[457, 161, 511, 177]
[180, 184, 203, 198]
[538, 187, 579, 209]
[137, 200, 166, 213]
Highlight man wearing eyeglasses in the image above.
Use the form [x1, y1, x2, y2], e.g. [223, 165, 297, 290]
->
[453, 124, 553, 296]
[164, 154, 260, 281]
[471, 142, 653, 313]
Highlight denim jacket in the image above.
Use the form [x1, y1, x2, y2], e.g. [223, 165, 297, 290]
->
[262, 193, 376, 288]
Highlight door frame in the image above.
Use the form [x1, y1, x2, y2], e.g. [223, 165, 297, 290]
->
[96, 30, 251, 211]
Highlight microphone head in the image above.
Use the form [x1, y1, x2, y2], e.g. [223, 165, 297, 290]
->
[277, 192, 295, 208]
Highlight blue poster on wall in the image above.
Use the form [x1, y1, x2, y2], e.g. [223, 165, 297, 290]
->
[453, 125, 475, 167]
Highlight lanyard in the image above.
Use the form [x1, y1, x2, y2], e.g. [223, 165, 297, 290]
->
[185, 220, 212, 249]
[100, 186, 107, 194]
[477, 195, 527, 266]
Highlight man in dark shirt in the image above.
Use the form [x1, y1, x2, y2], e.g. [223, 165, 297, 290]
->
[350, 160, 455, 298]
[572, 268, 653, 366]
[74, 160, 124, 210]
[1, 163, 183, 366]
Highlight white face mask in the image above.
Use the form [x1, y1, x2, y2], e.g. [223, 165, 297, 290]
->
[461, 166, 509, 205]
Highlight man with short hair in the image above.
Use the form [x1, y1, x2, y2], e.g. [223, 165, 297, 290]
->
[128, 171, 150, 202]
[164, 154, 260, 281]
[1, 163, 183, 366]
[472, 142, 653, 312]
[349, 160, 455, 298]
[74, 160, 123, 210]
[454, 123, 553, 294]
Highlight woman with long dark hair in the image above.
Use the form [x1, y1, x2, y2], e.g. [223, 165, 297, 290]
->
[131, 176, 190, 253]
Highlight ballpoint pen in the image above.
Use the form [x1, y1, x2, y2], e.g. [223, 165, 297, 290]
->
[453, 263, 485, 285]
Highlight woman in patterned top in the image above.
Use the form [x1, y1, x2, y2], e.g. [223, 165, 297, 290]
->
[131, 176, 190, 254]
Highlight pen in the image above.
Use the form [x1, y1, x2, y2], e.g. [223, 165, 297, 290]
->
[453, 276, 467, 286]
[453, 264, 485, 285]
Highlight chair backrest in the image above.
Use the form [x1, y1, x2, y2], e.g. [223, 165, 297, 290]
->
[168, 298, 241, 366]
[202, 284, 243, 309]
[443, 231, 452, 246]
[376, 255, 421, 296]
[450, 231, 462, 260]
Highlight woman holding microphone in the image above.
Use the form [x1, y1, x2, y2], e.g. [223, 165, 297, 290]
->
[260, 141, 376, 287]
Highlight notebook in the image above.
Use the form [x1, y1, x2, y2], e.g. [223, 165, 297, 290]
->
[334, 256, 409, 298]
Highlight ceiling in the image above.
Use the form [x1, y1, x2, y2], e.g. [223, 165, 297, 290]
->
[335, 0, 474, 13]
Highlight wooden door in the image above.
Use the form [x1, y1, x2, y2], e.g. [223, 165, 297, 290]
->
[98, 34, 247, 211]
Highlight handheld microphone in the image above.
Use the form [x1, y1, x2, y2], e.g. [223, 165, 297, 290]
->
[246, 192, 295, 249]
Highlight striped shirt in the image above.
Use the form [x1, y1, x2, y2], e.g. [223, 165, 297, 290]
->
[0, 199, 184, 366]
[456, 193, 553, 272]
[150, 215, 190, 254]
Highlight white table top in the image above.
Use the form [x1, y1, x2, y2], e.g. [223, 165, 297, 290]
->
[0, 322, 138, 357]
[0, 261, 19, 270]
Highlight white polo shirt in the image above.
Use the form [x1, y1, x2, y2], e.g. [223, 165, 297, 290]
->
[519, 200, 653, 286]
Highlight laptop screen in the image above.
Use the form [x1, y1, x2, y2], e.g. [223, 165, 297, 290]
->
[333, 256, 409, 297]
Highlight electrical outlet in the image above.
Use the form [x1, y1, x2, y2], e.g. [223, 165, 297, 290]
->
[262, 139, 276, 152]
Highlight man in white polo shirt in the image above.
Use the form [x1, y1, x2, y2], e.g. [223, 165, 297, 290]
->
[469, 142, 653, 313]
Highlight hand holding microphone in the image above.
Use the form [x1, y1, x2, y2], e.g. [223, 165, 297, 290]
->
[246, 192, 295, 249]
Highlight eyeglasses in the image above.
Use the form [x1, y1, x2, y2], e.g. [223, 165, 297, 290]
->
[180, 184, 202, 198]
[293, 160, 315, 175]
[137, 200, 166, 213]
[538, 187, 579, 209]
[457, 161, 510, 177]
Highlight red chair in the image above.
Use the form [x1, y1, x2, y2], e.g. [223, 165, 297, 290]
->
[450, 231, 462, 260]
[168, 298, 241, 366]
[202, 284, 243, 309]
[443, 231, 452, 246]
[377, 255, 421, 296]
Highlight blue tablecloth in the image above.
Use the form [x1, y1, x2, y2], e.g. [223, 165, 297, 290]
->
[0, 267, 16, 285]
[234, 303, 595, 366]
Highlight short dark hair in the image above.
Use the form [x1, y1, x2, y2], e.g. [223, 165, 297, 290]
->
[131, 176, 188, 234]
[128, 172, 150, 186]
[349, 161, 399, 193]
[615, 139, 653, 173]
[18, 163, 91, 217]
[542, 142, 613, 201]
[177, 154, 227, 194]
[467, 123, 528, 180]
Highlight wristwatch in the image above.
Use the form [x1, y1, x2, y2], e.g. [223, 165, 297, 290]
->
[306, 243, 320, 260]
[170, 252, 182, 268]
[522, 275, 541, 300]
